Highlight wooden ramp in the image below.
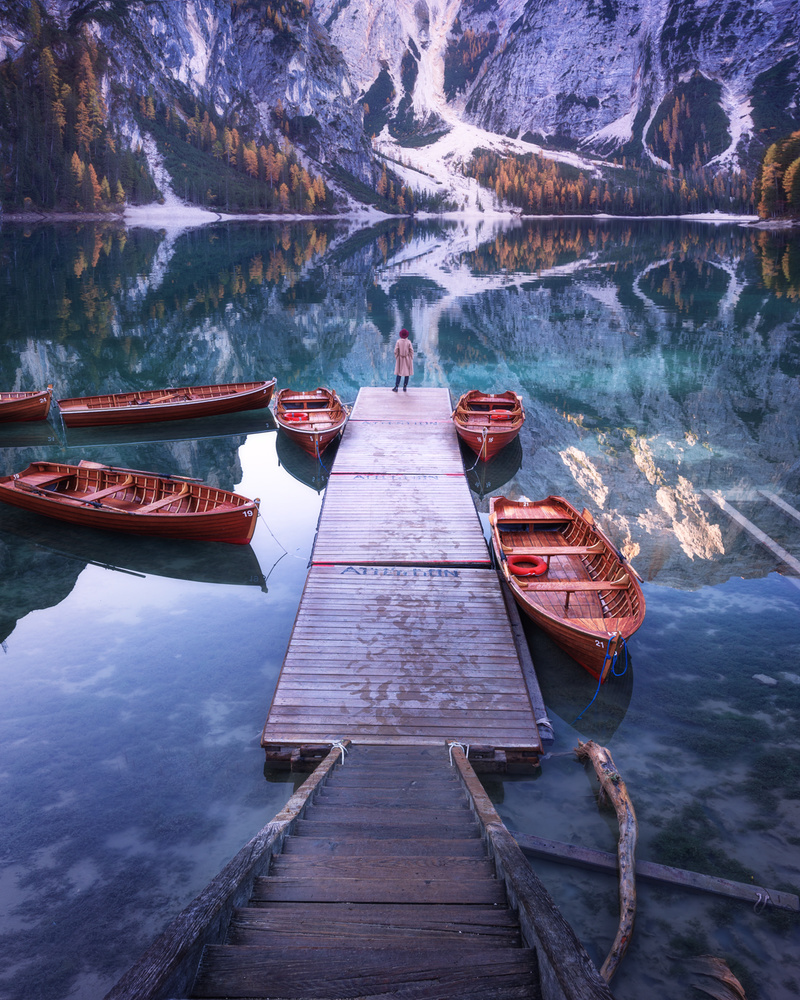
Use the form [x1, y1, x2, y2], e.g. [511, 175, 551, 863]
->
[104, 745, 614, 1000]
[194, 746, 540, 999]
[262, 387, 544, 769]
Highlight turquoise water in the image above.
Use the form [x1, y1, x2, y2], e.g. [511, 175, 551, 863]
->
[0, 217, 798, 999]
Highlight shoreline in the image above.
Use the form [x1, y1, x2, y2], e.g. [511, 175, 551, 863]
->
[0, 206, 792, 228]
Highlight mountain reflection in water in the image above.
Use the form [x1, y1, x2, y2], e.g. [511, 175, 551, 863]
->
[0, 217, 799, 1000]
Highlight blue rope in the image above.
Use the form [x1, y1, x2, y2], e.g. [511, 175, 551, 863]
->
[314, 438, 331, 475]
[572, 634, 629, 724]
[611, 634, 629, 678]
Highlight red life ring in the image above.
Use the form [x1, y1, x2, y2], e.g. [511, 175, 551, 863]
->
[490, 410, 513, 421]
[283, 412, 308, 423]
[507, 552, 548, 577]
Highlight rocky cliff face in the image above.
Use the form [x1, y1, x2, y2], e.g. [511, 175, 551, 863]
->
[0, 0, 374, 188]
[463, 0, 800, 162]
[317, 0, 799, 167]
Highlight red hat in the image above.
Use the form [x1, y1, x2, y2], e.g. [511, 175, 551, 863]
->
[399, 328, 409, 338]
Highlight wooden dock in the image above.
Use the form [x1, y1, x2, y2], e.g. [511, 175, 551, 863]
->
[103, 392, 617, 1000]
[106, 744, 614, 1000]
[261, 388, 545, 770]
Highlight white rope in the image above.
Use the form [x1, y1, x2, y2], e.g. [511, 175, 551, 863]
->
[447, 741, 470, 765]
[536, 715, 555, 738]
[330, 740, 348, 764]
[754, 891, 771, 913]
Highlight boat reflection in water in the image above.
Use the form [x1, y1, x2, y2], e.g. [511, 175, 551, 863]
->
[0, 505, 268, 591]
[60, 408, 276, 447]
[462, 435, 522, 499]
[523, 618, 634, 744]
[0, 421, 61, 449]
[277, 431, 339, 493]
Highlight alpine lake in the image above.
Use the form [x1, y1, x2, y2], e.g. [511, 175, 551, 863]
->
[1, 214, 799, 1000]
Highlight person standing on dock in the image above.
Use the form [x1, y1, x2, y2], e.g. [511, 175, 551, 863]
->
[392, 327, 414, 392]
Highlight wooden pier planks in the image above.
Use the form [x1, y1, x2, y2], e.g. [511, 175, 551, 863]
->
[333, 419, 465, 475]
[264, 564, 540, 747]
[262, 386, 544, 765]
[312, 473, 491, 565]
[349, 386, 453, 422]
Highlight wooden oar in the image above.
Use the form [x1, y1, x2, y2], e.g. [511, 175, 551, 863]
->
[143, 390, 193, 405]
[77, 460, 203, 482]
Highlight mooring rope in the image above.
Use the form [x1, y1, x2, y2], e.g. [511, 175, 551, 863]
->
[314, 437, 331, 475]
[465, 426, 488, 472]
[447, 741, 470, 765]
[572, 635, 629, 725]
[330, 739, 348, 764]
[754, 890, 771, 913]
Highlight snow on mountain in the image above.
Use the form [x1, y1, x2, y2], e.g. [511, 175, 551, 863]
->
[3, 0, 798, 211]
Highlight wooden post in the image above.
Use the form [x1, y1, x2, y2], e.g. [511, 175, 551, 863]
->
[575, 740, 637, 983]
[450, 744, 615, 1000]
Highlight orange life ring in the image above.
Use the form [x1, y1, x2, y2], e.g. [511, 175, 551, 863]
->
[283, 412, 308, 422]
[507, 552, 548, 577]
[490, 410, 513, 421]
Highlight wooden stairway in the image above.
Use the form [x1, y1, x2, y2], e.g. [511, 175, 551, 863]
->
[190, 744, 541, 999]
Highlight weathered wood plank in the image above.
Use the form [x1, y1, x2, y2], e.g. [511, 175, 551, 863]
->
[228, 904, 520, 946]
[192, 945, 538, 1000]
[269, 856, 496, 878]
[232, 901, 517, 929]
[251, 875, 506, 904]
[291, 819, 482, 840]
[282, 838, 487, 858]
[509, 830, 800, 912]
[314, 788, 467, 806]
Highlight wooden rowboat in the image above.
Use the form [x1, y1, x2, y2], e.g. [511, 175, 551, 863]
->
[57, 379, 276, 427]
[0, 460, 259, 545]
[274, 387, 348, 457]
[490, 495, 645, 682]
[0, 388, 52, 422]
[453, 390, 524, 461]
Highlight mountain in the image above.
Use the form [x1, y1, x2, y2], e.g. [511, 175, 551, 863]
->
[1, 0, 798, 213]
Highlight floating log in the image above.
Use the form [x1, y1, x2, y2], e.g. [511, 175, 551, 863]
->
[508, 830, 799, 912]
[575, 740, 637, 982]
[759, 490, 800, 528]
[703, 489, 800, 577]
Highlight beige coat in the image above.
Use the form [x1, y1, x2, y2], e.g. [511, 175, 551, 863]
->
[394, 337, 414, 376]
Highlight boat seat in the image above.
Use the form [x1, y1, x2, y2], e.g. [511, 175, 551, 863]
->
[15, 470, 74, 489]
[134, 482, 189, 514]
[80, 475, 134, 503]
[517, 577, 629, 592]
[502, 542, 604, 556]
